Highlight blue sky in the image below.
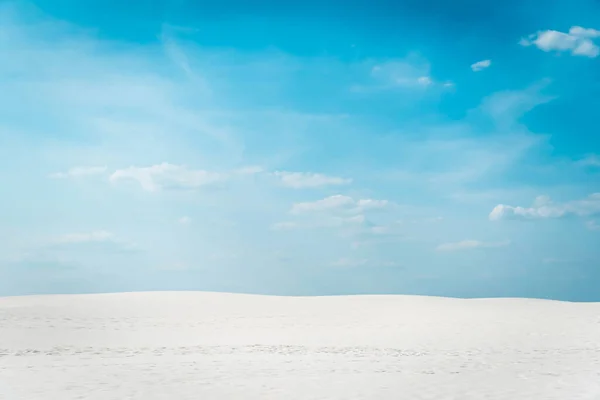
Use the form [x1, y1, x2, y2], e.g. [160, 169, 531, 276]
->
[1, 0, 599, 300]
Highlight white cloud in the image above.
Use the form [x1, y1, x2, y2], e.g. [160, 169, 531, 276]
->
[290, 195, 389, 214]
[109, 163, 223, 192]
[436, 239, 510, 252]
[178, 216, 191, 225]
[49, 166, 107, 179]
[489, 193, 600, 221]
[53, 230, 114, 244]
[471, 59, 492, 72]
[520, 26, 600, 58]
[355, 55, 436, 91]
[273, 171, 352, 188]
[569, 26, 600, 38]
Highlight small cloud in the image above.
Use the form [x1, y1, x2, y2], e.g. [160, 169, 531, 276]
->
[489, 193, 600, 221]
[49, 166, 107, 179]
[436, 239, 510, 252]
[110, 163, 224, 192]
[178, 216, 191, 225]
[273, 171, 352, 189]
[354, 56, 436, 92]
[519, 26, 600, 58]
[471, 59, 492, 72]
[290, 195, 389, 214]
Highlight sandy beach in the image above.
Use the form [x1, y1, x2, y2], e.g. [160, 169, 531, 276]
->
[1, 291, 599, 399]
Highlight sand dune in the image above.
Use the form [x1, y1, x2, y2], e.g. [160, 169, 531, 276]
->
[1, 291, 600, 399]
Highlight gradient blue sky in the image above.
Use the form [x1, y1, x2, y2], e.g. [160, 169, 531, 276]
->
[1, 0, 599, 300]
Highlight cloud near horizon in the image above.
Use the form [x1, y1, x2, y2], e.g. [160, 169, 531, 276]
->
[489, 194, 600, 221]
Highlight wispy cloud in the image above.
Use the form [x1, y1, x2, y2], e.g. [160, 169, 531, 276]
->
[273, 171, 352, 188]
[489, 193, 600, 221]
[479, 80, 555, 125]
[350, 55, 442, 92]
[470, 59, 491, 72]
[109, 163, 224, 192]
[436, 240, 510, 252]
[49, 166, 107, 179]
[290, 195, 389, 214]
[520, 26, 600, 58]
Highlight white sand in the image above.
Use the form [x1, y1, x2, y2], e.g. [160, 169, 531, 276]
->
[1, 292, 600, 399]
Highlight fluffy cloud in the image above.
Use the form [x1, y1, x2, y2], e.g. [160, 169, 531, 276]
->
[290, 195, 389, 214]
[471, 59, 491, 72]
[436, 240, 510, 252]
[273, 171, 352, 188]
[49, 166, 107, 179]
[520, 26, 600, 58]
[489, 194, 600, 221]
[109, 163, 223, 192]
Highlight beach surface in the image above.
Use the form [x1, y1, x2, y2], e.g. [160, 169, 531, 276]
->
[1, 291, 600, 399]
